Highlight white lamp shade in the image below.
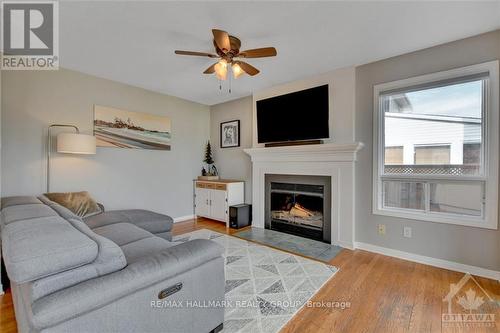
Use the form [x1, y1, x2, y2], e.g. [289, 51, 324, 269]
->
[56, 133, 96, 154]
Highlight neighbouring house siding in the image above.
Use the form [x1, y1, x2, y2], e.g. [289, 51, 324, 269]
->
[385, 116, 481, 165]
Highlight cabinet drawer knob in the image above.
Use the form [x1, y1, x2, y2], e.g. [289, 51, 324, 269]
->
[215, 184, 227, 191]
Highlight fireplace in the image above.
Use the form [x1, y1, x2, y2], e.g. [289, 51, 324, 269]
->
[265, 175, 331, 243]
[245, 143, 363, 248]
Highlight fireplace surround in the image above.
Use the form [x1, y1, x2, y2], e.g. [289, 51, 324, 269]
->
[244, 142, 363, 249]
[265, 174, 331, 243]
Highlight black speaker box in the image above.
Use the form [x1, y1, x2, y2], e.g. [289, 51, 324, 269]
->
[229, 204, 252, 229]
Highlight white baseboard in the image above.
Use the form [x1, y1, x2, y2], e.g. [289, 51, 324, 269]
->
[355, 242, 500, 281]
[335, 240, 355, 250]
[173, 215, 195, 223]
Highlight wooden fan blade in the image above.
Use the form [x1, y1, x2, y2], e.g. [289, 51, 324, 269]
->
[212, 29, 231, 53]
[238, 47, 277, 58]
[236, 61, 260, 76]
[175, 50, 218, 58]
[203, 63, 217, 74]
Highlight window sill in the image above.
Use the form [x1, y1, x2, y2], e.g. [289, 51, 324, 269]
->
[372, 207, 497, 229]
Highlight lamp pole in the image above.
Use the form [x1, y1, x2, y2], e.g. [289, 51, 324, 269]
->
[46, 124, 80, 193]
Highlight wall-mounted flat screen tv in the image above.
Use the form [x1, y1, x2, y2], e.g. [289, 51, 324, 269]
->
[256, 84, 329, 144]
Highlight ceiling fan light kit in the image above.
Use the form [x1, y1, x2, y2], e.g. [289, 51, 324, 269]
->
[214, 59, 228, 80]
[232, 62, 244, 79]
[175, 29, 277, 91]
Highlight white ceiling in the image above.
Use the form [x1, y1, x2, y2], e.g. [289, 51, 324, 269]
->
[59, 1, 500, 106]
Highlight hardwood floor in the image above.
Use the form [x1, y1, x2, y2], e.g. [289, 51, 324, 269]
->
[0, 285, 15, 333]
[1, 218, 498, 333]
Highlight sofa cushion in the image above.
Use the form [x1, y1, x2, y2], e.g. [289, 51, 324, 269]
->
[93, 222, 176, 263]
[84, 209, 173, 236]
[2, 216, 98, 283]
[1, 196, 43, 209]
[154, 231, 173, 241]
[39, 195, 85, 221]
[29, 218, 127, 301]
[1, 203, 58, 226]
[44, 191, 102, 218]
[121, 237, 177, 263]
[93, 223, 153, 246]
[2, 196, 126, 298]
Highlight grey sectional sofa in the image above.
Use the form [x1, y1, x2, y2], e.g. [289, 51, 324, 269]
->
[0, 196, 225, 333]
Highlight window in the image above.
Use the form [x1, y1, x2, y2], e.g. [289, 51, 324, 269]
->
[384, 146, 403, 165]
[383, 181, 425, 210]
[463, 143, 481, 165]
[373, 61, 499, 228]
[414, 145, 451, 164]
[429, 182, 483, 217]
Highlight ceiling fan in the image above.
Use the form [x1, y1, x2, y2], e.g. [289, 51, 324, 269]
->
[174, 29, 277, 80]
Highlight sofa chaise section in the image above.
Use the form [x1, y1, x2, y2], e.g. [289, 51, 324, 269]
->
[1, 197, 100, 284]
[1, 196, 225, 333]
[30, 240, 224, 332]
[83, 209, 174, 241]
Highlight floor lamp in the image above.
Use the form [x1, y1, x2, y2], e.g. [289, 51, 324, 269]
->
[47, 124, 96, 193]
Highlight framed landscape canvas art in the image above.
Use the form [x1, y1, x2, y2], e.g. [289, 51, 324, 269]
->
[220, 120, 240, 148]
[94, 105, 171, 150]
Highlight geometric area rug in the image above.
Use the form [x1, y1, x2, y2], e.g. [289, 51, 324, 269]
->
[173, 229, 339, 333]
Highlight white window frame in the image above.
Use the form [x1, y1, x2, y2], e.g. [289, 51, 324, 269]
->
[373, 61, 499, 229]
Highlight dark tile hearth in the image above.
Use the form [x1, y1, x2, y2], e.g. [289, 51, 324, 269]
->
[233, 228, 342, 262]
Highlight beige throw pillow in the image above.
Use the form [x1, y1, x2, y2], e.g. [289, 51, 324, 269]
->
[45, 191, 102, 218]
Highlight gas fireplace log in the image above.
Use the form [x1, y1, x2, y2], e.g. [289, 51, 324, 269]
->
[289, 203, 314, 218]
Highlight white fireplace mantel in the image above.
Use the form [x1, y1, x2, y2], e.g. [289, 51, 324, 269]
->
[244, 142, 364, 162]
[244, 142, 364, 249]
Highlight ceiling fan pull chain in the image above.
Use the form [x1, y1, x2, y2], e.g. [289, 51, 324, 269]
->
[229, 73, 232, 94]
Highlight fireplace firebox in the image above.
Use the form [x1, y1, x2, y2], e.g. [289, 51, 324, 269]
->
[265, 175, 331, 243]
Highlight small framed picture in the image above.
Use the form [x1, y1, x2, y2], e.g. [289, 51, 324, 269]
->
[220, 120, 240, 148]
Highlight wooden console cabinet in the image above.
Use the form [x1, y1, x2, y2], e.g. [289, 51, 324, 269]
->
[194, 180, 244, 226]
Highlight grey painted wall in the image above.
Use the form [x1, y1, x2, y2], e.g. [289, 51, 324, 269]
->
[210, 96, 253, 203]
[355, 30, 500, 270]
[209, 67, 357, 205]
[251, 67, 356, 147]
[3, 30, 499, 271]
[209, 30, 500, 271]
[1, 68, 210, 219]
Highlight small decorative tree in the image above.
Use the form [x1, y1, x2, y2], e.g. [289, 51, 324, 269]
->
[204, 141, 214, 165]
[202, 141, 218, 176]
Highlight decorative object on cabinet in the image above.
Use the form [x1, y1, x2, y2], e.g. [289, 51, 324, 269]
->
[199, 140, 219, 180]
[220, 120, 240, 148]
[194, 180, 244, 226]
